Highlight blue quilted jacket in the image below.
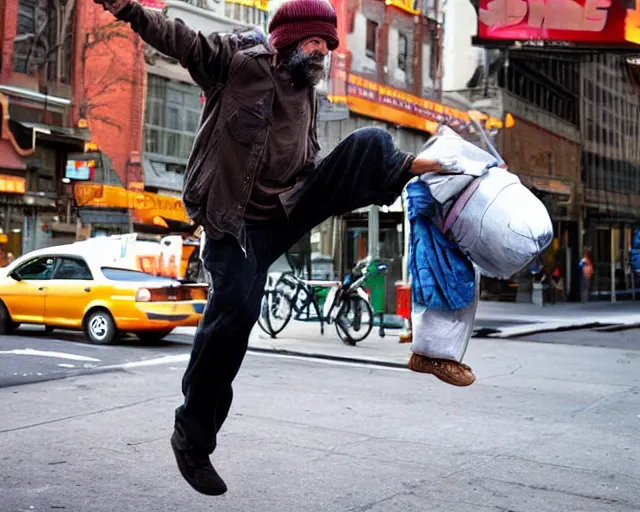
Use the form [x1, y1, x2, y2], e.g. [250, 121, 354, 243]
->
[406, 180, 475, 311]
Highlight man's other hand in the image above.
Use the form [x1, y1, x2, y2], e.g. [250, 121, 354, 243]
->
[94, 0, 132, 15]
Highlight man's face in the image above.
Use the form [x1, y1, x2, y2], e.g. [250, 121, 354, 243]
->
[299, 36, 329, 56]
[285, 36, 329, 89]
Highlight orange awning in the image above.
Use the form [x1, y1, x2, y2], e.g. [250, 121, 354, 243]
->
[73, 183, 191, 225]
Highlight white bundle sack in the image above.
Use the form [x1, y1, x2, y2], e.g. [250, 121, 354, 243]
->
[445, 167, 553, 278]
[411, 271, 479, 362]
[418, 126, 554, 279]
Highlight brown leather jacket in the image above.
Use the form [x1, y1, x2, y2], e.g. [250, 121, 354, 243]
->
[114, 3, 319, 253]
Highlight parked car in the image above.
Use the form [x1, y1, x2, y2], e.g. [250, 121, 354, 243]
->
[0, 242, 207, 344]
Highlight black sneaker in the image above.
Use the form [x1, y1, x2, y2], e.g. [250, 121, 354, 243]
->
[170, 432, 228, 496]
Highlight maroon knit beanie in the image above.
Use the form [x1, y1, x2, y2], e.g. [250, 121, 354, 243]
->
[268, 0, 339, 51]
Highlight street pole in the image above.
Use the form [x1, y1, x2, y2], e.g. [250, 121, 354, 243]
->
[368, 205, 380, 259]
[436, 0, 444, 104]
[611, 228, 616, 303]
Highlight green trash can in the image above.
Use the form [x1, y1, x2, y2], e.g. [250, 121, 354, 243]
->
[312, 286, 330, 312]
[364, 259, 387, 315]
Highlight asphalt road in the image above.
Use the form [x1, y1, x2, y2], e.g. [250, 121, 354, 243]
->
[0, 326, 193, 388]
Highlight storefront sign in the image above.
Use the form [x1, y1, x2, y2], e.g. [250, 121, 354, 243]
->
[65, 159, 95, 181]
[476, 0, 640, 49]
[73, 184, 191, 224]
[0, 175, 26, 194]
[346, 73, 476, 133]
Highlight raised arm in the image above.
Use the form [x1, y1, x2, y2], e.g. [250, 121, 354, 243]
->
[95, 0, 239, 90]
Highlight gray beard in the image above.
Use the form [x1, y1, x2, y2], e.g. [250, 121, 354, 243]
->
[285, 48, 326, 89]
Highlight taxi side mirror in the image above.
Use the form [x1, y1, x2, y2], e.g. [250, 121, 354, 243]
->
[9, 270, 22, 282]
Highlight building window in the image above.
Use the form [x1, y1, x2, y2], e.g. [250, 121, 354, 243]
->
[499, 55, 579, 126]
[421, 0, 436, 17]
[398, 33, 408, 72]
[366, 20, 378, 60]
[144, 75, 201, 160]
[13, 0, 37, 74]
[13, 0, 74, 84]
[17, 0, 36, 35]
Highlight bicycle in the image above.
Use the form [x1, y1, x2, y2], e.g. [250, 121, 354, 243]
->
[258, 256, 388, 345]
[258, 270, 336, 337]
[258, 276, 295, 337]
[322, 257, 388, 345]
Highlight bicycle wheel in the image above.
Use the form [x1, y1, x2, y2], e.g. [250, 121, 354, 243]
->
[335, 295, 374, 344]
[258, 290, 293, 338]
[275, 275, 310, 318]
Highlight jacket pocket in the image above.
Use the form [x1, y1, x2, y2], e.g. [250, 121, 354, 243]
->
[227, 105, 269, 145]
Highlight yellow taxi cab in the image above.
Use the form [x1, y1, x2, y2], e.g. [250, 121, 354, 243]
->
[0, 242, 207, 344]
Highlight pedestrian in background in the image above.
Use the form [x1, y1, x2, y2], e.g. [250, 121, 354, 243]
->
[550, 267, 564, 303]
[579, 249, 593, 303]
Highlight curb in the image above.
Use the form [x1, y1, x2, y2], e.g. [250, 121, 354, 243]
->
[247, 346, 408, 369]
[479, 321, 619, 338]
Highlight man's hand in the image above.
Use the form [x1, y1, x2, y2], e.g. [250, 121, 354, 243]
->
[410, 155, 462, 176]
[94, 0, 132, 15]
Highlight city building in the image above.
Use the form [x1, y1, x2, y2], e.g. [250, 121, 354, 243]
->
[0, 0, 271, 252]
[449, 48, 586, 301]
[0, 0, 93, 256]
[462, 0, 640, 302]
[580, 53, 640, 300]
[439, 2, 590, 301]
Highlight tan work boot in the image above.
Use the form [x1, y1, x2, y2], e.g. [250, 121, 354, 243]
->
[408, 353, 476, 386]
[399, 330, 412, 344]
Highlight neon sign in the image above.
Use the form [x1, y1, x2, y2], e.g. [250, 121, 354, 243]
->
[475, 0, 640, 49]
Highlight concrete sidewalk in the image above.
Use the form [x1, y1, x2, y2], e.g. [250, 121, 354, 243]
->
[474, 300, 640, 337]
[476, 298, 640, 321]
[248, 320, 412, 367]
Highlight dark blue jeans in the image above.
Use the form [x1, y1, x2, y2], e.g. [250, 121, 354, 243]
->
[174, 127, 414, 454]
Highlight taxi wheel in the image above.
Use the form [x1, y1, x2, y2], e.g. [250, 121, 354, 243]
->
[84, 309, 118, 345]
[0, 302, 18, 335]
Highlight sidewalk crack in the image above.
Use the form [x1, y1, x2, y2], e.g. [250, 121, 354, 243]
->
[0, 394, 177, 434]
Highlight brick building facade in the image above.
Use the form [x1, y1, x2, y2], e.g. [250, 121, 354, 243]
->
[80, 5, 147, 188]
[0, 0, 93, 255]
